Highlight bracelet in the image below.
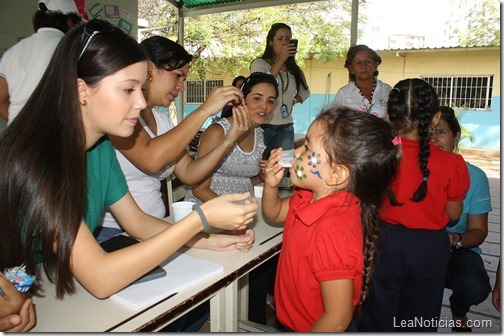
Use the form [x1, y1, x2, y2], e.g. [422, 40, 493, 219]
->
[192, 204, 210, 233]
[454, 232, 464, 249]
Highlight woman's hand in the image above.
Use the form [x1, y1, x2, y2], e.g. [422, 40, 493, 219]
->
[200, 86, 243, 118]
[200, 193, 258, 231]
[276, 43, 297, 64]
[223, 105, 250, 146]
[262, 148, 285, 189]
[0, 276, 36, 332]
[209, 229, 255, 252]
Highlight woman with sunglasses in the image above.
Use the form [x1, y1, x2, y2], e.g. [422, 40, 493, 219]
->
[97, 36, 252, 245]
[184, 73, 279, 325]
[0, 18, 257, 310]
[184, 72, 278, 204]
[250, 23, 310, 160]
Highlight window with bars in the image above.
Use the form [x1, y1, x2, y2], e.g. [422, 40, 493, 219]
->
[422, 76, 493, 110]
[186, 79, 224, 104]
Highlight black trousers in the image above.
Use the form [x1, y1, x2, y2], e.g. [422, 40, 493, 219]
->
[358, 221, 450, 332]
[445, 249, 491, 317]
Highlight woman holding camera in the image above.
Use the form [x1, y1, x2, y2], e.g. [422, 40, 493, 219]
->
[250, 22, 310, 160]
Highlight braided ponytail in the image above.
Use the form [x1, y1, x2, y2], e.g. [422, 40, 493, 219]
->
[387, 79, 439, 204]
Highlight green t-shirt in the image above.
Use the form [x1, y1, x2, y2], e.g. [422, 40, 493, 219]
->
[84, 136, 129, 233]
[32, 137, 128, 263]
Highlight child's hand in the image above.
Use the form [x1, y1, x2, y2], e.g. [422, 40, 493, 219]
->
[263, 148, 285, 188]
[0, 275, 36, 332]
[209, 228, 255, 252]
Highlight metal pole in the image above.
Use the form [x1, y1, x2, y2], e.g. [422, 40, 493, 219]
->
[350, 0, 358, 46]
[176, 7, 185, 123]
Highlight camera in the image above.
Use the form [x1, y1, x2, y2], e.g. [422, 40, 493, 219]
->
[290, 39, 298, 48]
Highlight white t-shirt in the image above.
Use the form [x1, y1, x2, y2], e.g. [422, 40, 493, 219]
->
[250, 58, 310, 126]
[0, 28, 64, 124]
[101, 107, 176, 229]
[330, 79, 392, 119]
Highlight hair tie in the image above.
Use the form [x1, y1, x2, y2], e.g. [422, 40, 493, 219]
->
[423, 176, 429, 182]
[393, 88, 400, 93]
[392, 136, 402, 146]
[192, 204, 210, 233]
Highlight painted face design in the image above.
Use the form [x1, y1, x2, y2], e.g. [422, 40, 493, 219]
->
[294, 157, 307, 180]
[307, 152, 322, 179]
[294, 151, 323, 180]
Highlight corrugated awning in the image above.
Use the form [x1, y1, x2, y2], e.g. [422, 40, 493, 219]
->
[166, 0, 327, 16]
[181, 0, 243, 8]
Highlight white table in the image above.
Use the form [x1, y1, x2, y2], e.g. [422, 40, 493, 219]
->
[32, 202, 284, 332]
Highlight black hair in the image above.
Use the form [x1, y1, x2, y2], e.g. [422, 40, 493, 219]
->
[32, 5, 82, 32]
[0, 20, 148, 299]
[258, 22, 309, 92]
[344, 44, 382, 82]
[315, 107, 401, 316]
[221, 73, 278, 118]
[387, 78, 440, 203]
[241, 72, 279, 99]
[439, 106, 461, 135]
[140, 36, 193, 71]
[232, 75, 247, 88]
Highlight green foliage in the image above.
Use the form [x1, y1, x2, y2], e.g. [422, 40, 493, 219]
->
[139, 0, 361, 80]
[453, 0, 500, 47]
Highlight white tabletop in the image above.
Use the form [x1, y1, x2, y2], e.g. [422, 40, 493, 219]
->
[32, 201, 284, 332]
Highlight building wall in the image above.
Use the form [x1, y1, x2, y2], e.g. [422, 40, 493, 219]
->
[185, 48, 500, 150]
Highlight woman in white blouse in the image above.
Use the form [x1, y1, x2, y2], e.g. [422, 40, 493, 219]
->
[331, 44, 391, 119]
[250, 23, 310, 160]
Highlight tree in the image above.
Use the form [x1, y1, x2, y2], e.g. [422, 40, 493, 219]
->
[138, 0, 363, 79]
[452, 0, 500, 47]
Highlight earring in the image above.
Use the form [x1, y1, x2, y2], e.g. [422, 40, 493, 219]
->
[147, 76, 152, 82]
[429, 127, 435, 133]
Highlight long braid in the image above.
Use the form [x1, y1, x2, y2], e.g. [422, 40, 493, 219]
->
[410, 80, 438, 201]
[411, 107, 431, 201]
[355, 202, 380, 319]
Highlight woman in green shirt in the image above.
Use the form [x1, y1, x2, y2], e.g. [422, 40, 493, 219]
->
[0, 19, 257, 307]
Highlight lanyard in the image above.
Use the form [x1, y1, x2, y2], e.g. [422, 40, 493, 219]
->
[279, 71, 289, 104]
[279, 71, 289, 94]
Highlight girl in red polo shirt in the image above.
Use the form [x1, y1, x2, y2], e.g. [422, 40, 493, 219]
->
[261, 107, 401, 332]
[359, 79, 470, 332]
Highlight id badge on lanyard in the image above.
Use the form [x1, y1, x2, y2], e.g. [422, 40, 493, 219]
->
[281, 104, 289, 118]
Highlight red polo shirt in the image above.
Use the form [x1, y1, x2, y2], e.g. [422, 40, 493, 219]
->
[275, 189, 363, 332]
[380, 137, 469, 230]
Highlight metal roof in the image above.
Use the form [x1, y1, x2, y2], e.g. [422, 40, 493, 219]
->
[166, 0, 328, 17]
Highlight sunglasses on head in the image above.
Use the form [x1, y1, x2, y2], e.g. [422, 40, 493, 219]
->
[241, 72, 279, 91]
[78, 19, 116, 61]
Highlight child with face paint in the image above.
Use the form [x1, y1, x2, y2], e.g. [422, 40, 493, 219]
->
[261, 106, 401, 332]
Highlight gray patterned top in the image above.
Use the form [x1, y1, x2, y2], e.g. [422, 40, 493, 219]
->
[184, 118, 265, 205]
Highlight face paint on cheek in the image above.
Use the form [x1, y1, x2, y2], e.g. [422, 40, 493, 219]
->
[307, 151, 323, 179]
[294, 157, 307, 180]
[307, 152, 321, 168]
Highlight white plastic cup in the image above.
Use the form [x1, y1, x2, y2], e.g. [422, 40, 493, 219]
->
[171, 201, 196, 222]
[279, 149, 295, 168]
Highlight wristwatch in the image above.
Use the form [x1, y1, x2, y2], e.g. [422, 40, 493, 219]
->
[455, 233, 464, 249]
